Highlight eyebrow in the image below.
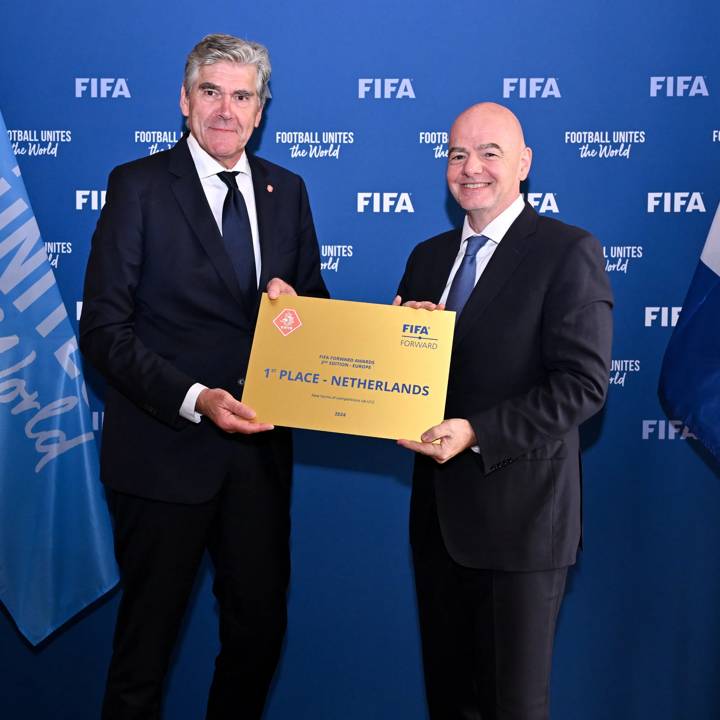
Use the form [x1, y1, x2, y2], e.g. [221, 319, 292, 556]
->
[197, 82, 255, 97]
[448, 142, 504, 154]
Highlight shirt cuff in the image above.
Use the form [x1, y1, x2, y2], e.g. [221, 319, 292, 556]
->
[179, 383, 207, 423]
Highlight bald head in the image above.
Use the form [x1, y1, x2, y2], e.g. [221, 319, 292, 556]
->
[447, 102, 532, 230]
[453, 102, 526, 147]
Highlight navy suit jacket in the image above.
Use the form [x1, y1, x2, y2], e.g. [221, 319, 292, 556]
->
[397, 203, 613, 571]
[80, 136, 328, 503]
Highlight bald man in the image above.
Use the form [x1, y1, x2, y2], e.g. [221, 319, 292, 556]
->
[395, 103, 613, 719]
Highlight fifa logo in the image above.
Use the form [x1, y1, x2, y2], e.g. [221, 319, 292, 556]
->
[402, 324, 430, 335]
[650, 76, 708, 97]
[644, 307, 681, 327]
[75, 78, 131, 98]
[357, 78, 416, 99]
[503, 78, 561, 99]
[525, 193, 559, 214]
[356, 192, 414, 213]
[642, 420, 696, 440]
[75, 190, 106, 210]
[647, 192, 706, 213]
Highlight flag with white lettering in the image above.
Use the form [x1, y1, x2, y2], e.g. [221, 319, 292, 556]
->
[659, 201, 720, 461]
[0, 109, 118, 645]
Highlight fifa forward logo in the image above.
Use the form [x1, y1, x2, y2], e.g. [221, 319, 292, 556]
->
[357, 78, 415, 99]
[356, 192, 414, 213]
[647, 192, 706, 213]
[649, 76, 708, 97]
[401, 323, 438, 349]
[503, 78, 561, 99]
[75, 78, 131, 98]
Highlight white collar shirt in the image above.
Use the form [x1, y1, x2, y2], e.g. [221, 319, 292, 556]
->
[186, 133, 261, 285]
[438, 194, 526, 306]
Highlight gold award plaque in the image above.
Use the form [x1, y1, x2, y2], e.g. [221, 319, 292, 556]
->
[242, 294, 455, 441]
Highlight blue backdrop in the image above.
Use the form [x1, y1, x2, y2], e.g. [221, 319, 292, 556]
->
[2, 1, 720, 717]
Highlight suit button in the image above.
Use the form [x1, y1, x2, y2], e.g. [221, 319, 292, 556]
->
[237, 378, 245, 386]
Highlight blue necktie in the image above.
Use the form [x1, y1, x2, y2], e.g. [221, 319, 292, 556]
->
[445, 235, 490, 315]
[217, 171, 257, 305]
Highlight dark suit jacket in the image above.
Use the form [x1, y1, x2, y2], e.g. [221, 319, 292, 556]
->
[80, 136, 328, 504]
[397, 203, 613, 571]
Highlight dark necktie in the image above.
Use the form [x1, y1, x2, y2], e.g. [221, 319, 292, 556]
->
[444, 235, 490, 315]
[217, 171, 257, 304]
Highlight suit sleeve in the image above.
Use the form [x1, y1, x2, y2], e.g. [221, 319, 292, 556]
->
[79, 166, 195, 427]
[396, 243, 421, 301]
[468, 234, 613, 472]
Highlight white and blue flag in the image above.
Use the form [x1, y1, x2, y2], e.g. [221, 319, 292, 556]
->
[0, 109, 117, 645]
[659, 202, 720, 462]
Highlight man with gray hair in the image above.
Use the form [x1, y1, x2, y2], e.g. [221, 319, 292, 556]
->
[81, 34, 327, 719]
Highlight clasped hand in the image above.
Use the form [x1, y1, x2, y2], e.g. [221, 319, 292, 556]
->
[196, 277, 296, 434]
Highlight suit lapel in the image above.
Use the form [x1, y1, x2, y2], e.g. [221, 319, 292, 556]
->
[428, 230, 462, 303]
[454, 204, 538, 345]
[168, 137, 246, 307]
[249, 156, 276, 292]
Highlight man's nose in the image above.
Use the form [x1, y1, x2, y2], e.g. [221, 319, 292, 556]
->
[462, 153, 484, 175]
[218, 93, 233, 116]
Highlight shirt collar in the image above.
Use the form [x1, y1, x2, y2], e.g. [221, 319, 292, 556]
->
[186, 133, 251, 180]
[460, 194, 525, 245]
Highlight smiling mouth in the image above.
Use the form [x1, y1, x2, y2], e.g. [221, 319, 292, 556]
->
[462, 182, 491, 189]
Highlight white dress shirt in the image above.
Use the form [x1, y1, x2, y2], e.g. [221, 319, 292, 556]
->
[438, 194, 525, 451]
[438, 194, 525, 306]
[180, 134, 262, 423]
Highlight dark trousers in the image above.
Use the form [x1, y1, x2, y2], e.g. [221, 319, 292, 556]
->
[413, 511, 567, 720]
[101, 443, 291, 720]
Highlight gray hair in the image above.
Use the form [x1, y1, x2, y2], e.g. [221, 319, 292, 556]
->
[183, 34, 272, 106]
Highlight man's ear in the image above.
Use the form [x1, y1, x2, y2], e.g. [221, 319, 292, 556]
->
[179, 85, 189, 118]
[519, 146, 532, 181]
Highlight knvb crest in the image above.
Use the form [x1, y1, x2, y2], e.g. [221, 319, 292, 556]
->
[273, 308, 302, 336]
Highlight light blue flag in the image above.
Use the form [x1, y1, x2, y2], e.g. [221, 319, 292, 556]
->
[659, 201, 720, 462]
[0, 110, 118, 645]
